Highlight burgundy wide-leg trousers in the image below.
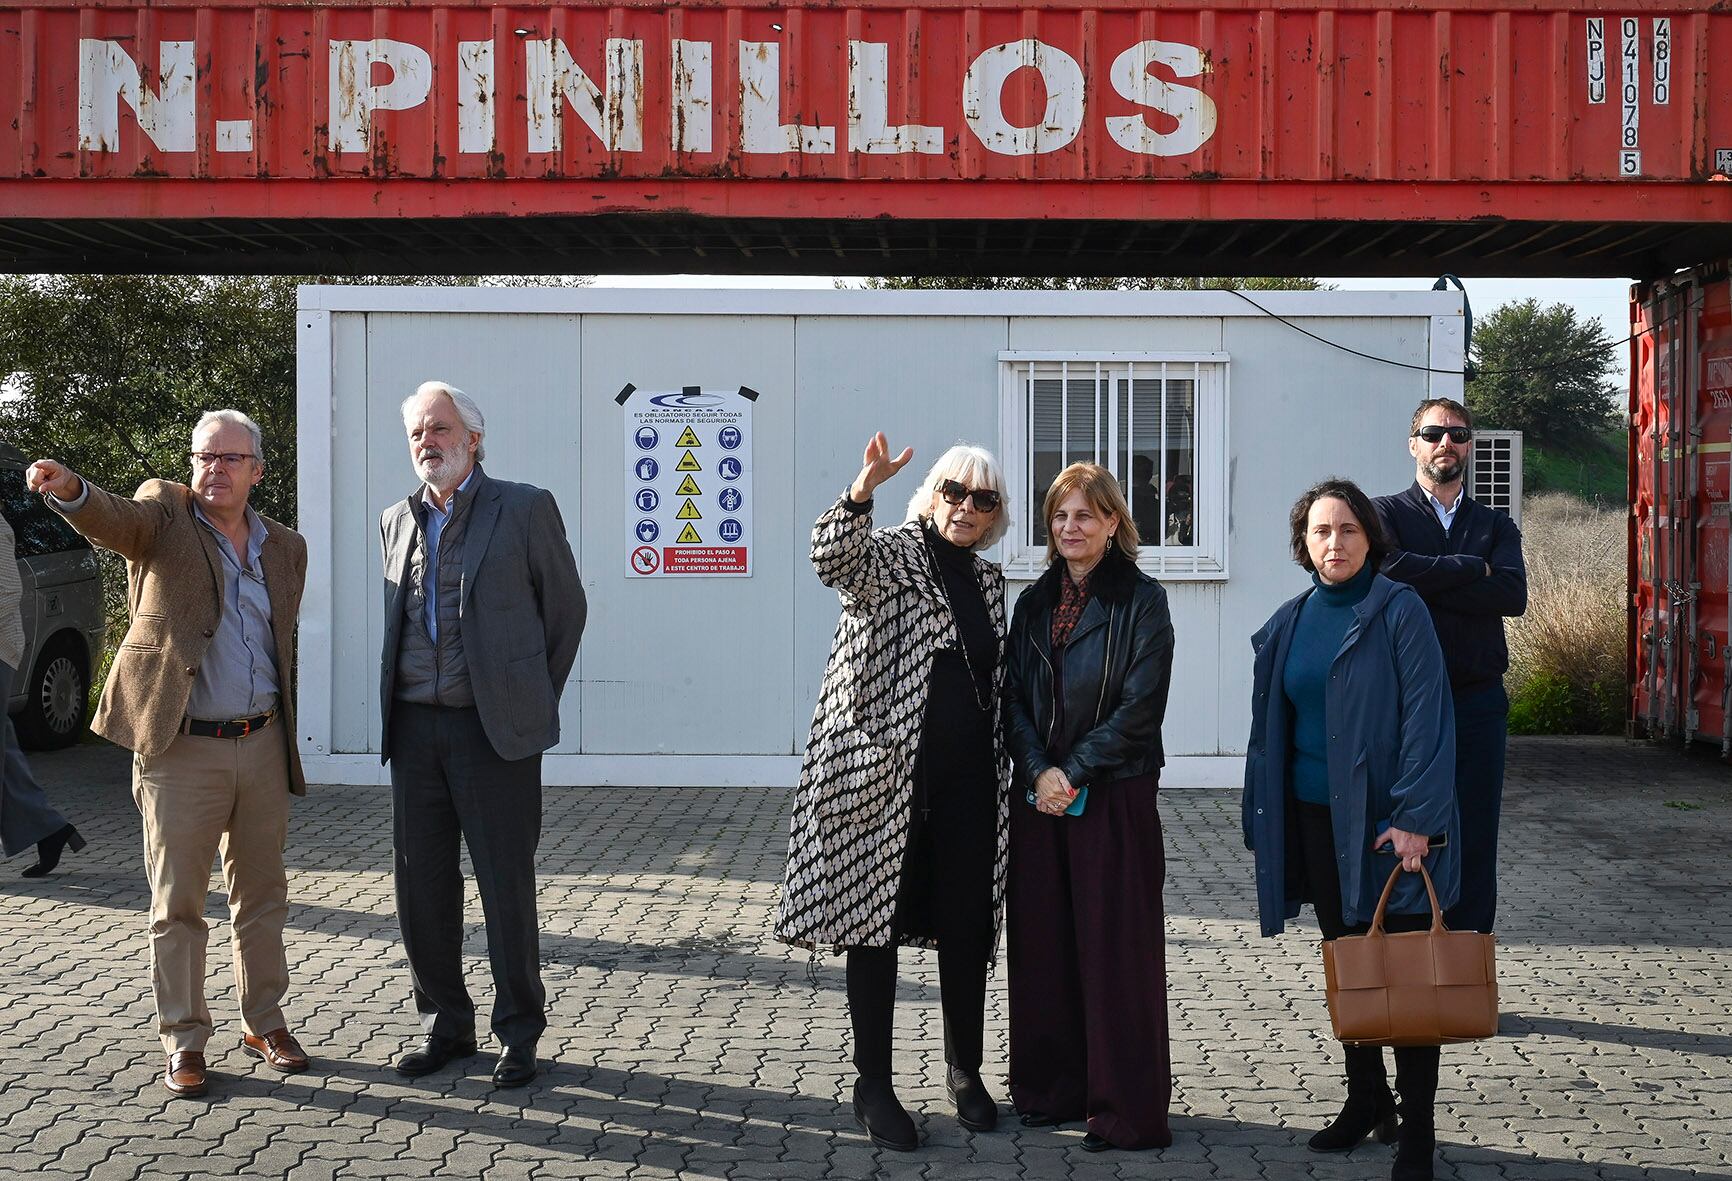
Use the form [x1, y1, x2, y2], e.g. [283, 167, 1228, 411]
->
[1007, 772, 1173, 1150]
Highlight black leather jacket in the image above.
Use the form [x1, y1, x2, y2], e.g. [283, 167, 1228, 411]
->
[1003, 548, 1175, 793]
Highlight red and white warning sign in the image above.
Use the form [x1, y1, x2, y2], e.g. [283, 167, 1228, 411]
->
[622, 385, 755, 577]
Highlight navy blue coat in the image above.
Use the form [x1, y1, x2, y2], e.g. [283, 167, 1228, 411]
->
[1243, 572, 1461, 937]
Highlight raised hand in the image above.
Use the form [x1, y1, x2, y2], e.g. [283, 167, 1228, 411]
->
[849, 432, 915, 504]
[24, 460, 83, 502]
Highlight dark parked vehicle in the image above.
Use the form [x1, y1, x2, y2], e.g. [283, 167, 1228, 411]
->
[1, 444, 105, 748]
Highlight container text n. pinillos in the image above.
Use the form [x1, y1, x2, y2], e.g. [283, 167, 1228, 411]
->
[75, 32, 1217, 165]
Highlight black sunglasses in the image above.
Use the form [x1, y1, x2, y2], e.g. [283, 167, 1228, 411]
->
[1413, 425, 1473, 445]
[938, 479, 1002, 512]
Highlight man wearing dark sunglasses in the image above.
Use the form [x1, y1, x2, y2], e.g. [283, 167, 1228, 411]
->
[1372, 397, 1527, 937]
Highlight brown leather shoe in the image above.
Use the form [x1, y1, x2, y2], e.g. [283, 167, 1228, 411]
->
[164, 1051, 208, 1097]
[241, 1028, 311, 1073]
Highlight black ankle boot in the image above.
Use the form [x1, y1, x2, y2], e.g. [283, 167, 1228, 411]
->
[22, 825, 86, 878]
[946, 1065, 998, 1132]
[852, 1076, 918, 1151]
[1309, 1045, 1398, 1152]
[1391, 1047, 1439, 1180]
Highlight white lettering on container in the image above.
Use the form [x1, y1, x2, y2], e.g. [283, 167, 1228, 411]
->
[740, 41, 836, 153]
[329, 39, 434, 154]
[963, 39, 1085, 156]
[848, 41, 943, 154]
[672, 40, 713, 153]
[78, 39, 196, 153]
[526, 38, 645, 154]
[1105, 40, 1218, 157]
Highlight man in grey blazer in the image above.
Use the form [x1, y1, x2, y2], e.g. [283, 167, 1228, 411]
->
[380, 380, 586, 1087]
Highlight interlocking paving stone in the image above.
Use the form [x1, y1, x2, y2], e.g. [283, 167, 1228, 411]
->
[1, 736, 1727, 1179]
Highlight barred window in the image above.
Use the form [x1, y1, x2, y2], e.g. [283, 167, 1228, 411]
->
[999, 354, 1229, 579]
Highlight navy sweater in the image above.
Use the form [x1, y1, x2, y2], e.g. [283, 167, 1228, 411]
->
[1282, 563, 1375, 805]
[1372, 482, 1528, 693]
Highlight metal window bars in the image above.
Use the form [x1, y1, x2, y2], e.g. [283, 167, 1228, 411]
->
[1023, 359, 1201, 551]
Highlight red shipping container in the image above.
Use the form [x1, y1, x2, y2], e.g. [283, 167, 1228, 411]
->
[1630, 260, 1732, 753]
[2, 1, 1732, 273]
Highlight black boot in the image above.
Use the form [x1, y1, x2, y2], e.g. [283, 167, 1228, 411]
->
[1309, 1044, 1398, 1152]
[22, 824, 86, 878]
[853, 1075, 918, 1151]
[1391, 1046, 1440, 1180]
[946, 1064, 999, 1132]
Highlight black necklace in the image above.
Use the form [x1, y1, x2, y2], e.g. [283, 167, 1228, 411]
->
[922, 523, 993, 712]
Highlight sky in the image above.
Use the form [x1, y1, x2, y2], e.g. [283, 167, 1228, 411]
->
[588, 273, 1634, 381]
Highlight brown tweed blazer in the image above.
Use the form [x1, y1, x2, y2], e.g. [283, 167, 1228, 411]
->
[53, 478, 309, 794]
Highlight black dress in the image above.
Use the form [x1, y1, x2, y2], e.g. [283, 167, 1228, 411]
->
[846, 522, 999, 1079]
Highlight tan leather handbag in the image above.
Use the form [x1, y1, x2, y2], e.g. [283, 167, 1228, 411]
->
[1322, 864, 1499, 1047]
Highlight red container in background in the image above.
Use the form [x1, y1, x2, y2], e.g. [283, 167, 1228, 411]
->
[1630, 262, 1732, 753]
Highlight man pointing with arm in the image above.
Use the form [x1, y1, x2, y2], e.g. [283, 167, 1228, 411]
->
[28, 409, 310, 1099]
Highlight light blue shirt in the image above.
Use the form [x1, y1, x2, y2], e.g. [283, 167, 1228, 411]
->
[1427, 487, 1465, 531]
[51, 483, 278, 720]
[420, 468, 477, 642]
[187, 503, 278, 720]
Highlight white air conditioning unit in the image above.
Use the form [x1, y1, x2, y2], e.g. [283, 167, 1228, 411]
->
[1469, 430, 1522, 525]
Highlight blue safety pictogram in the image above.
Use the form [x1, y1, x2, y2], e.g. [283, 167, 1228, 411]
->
[634, 426, 659, 450]
[635, 457, 659, 481]
[718, 425, 743, 450]
[718, 518, 743, 543]
[635, 519, 660, 543]
[718, 457, 742, 481]
[717, 487, 743, 512]
[635, 488, 660, 513]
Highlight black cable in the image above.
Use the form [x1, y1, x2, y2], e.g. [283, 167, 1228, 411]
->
[1224, 287, 1681, 379]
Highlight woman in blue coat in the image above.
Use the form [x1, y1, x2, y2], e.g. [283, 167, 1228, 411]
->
[1244, 477, 1460, 1181]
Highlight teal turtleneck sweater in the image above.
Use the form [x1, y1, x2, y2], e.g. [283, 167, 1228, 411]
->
[1282, 561, 1376, 806]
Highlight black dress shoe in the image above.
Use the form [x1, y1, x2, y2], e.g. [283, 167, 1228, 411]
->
[394, 1033, 478, 1077]
[946, 1066, 999, 1132]
[22, 825, 86, 878]
[1080, 1132, 1115, 1153]
[1019, 1111, 1065, 1128]
[852, 1076, 918, 1151]
[492, 1043, 538, 1087]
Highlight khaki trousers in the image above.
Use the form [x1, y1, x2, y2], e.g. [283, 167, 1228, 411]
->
[133, 724, 292, 1054]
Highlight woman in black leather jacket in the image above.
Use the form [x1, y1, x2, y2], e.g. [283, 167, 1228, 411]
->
[1002, 461, 1176, 1152]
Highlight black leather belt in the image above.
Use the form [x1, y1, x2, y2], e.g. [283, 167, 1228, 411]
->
[182, 711, 274, 739]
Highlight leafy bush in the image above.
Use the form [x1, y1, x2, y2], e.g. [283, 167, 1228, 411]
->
[1504, 492, 1625, 734]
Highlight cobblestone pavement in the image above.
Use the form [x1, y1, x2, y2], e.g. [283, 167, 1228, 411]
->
[2, 736, 1728, 1181]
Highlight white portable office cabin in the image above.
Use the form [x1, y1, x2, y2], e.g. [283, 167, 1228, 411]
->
[295, 287, 1465, 787]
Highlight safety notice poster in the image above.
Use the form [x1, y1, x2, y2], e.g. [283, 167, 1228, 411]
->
[621, 385, 754, 577]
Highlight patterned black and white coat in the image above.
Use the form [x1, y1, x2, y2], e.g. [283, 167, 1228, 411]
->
[774, 494, 1012, 953]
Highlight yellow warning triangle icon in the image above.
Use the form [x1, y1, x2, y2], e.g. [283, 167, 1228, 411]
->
[675, 450, 702, 472]
[676, 523, 702, 544]
[675, 499, 703, 520]
[675, 426, 701, 448]
[675, 474, 702, 496]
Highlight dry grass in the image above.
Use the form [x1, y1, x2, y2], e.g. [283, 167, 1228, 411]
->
[1505, 492, 1626, 733]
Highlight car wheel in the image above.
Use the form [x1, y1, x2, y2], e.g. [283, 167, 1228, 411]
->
[14, 634, 89, 750]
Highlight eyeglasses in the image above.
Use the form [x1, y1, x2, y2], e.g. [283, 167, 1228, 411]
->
[190, 451, 257, 468]
[1413, 425, 1472, 445]
[938, 479, 1002, 513]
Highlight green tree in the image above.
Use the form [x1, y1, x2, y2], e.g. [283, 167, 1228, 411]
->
[1467, 298, 1620, 449]
[855, 275, 1328, 291]
[0, 273, 589, 525]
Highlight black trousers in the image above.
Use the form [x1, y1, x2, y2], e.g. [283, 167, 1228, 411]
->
[1446, 683, 1509, 934]
[390, 701, 546, 1048]
[846, 720, 997, 1080]
[1294, 801, 1440, 1102]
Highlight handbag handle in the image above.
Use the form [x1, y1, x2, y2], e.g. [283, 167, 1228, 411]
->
[1366, 861, 1447, 936]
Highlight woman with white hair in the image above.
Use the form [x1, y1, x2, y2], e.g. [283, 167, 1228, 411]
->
[775, 432, 1012, 1152]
